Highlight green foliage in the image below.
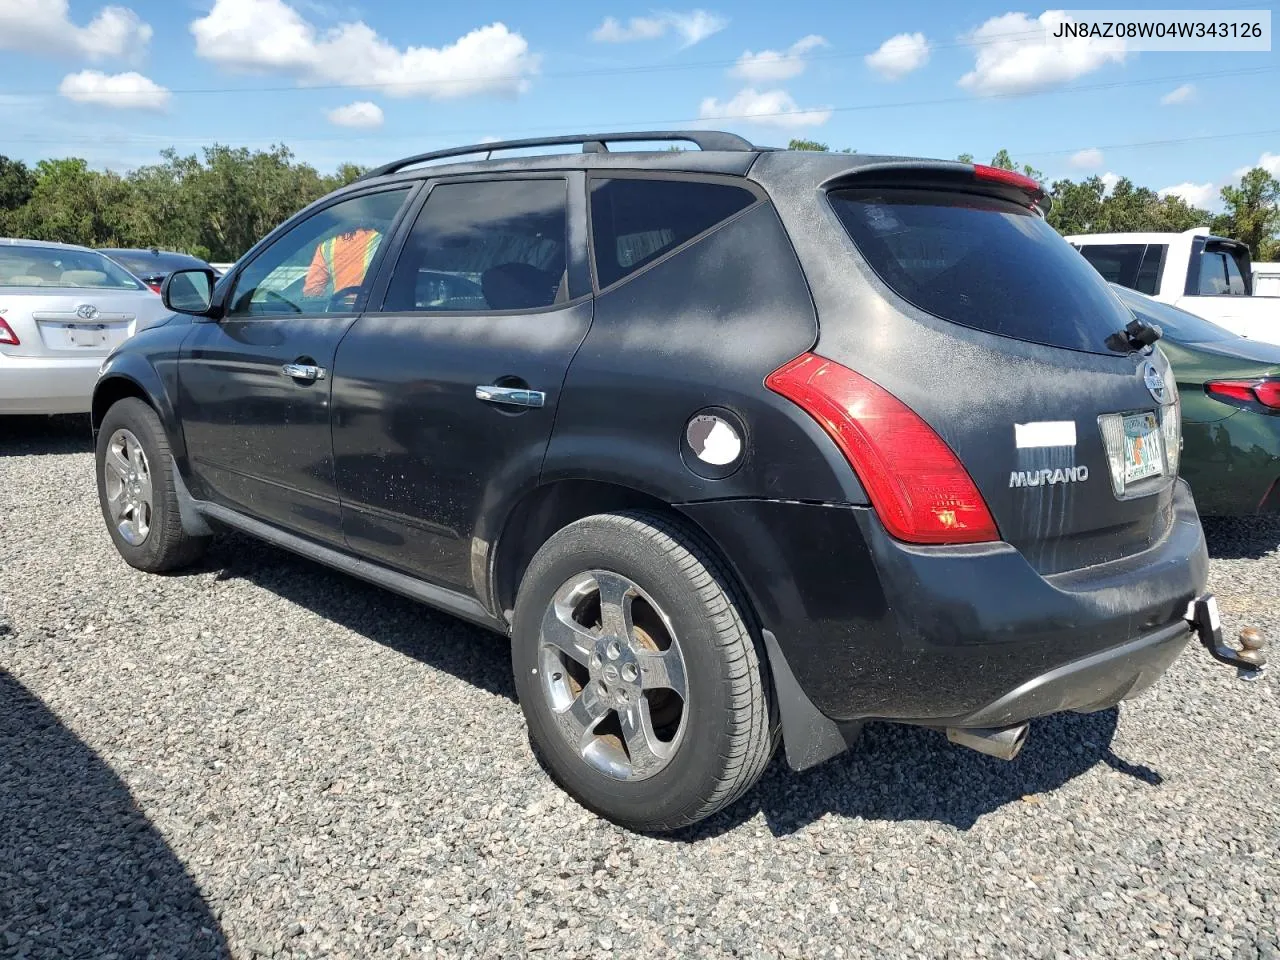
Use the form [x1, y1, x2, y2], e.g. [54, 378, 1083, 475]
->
[788, 139, 829, 152]
[1212, 168, 1280, 260]
[0, 156, 37, 215]
[1046, 175, 1212, 235]
[956, 153, 975, 163]
[0, 146, 367, 261]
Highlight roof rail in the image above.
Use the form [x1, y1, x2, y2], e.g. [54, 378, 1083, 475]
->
[360, 130, 756, 180]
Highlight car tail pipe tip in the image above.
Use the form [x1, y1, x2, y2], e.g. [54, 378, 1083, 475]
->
[946, 724, 1029, 761]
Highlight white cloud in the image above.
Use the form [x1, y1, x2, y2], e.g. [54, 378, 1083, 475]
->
[327, 100, 383, 128]
[959, 11, 1126, 96]
[1233, 152, 1280, 178]
[698, 87, 831, 128]
[58, 70, 169, 110]
[1159, 181, 1216, 207]
[1160, 83, 1195, 105]
[731, 34, 826, 81]
[192, 0, 539, 99]
[1069, 147, 1103, 170]
[865, 32, 930, 81]
[591, 9, 726, 46]
[0, 0, 152, 60]
[1100, 171, 1120, 193]
[591, 15, 665, 42]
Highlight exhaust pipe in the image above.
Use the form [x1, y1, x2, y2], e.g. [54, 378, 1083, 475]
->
[946, 724, 1029, 761]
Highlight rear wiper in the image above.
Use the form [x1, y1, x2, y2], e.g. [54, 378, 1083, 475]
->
[1106, 317, 1163, 353]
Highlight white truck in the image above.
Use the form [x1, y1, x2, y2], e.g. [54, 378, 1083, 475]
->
[1067, 227, 1280, 344]
[1254, 262, 1280, 297]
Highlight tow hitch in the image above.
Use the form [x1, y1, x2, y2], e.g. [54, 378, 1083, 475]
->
[1186, 595, 1267, 680]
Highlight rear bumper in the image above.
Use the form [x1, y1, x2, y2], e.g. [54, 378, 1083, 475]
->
[941, 618, 1190, 728]
[0, 352, 101, 414]
[679, 480, 1208, 757]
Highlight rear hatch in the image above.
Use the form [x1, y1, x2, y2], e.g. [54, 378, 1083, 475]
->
[0, 286, 167, 358]
[783, 162, 1183, 573]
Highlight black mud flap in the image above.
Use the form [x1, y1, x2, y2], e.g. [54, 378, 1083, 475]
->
[1185, 595, 1267, 680]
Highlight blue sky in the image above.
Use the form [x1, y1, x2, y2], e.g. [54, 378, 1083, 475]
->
[0, 0, 1276, 208]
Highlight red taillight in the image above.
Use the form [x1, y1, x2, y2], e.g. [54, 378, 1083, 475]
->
[1257, 381, 1280, 408]
[0, 317, 19, 346]
[1206, 379, 1280, 410]
[766, 353, 999, 545]
[146, 281, 162, 294]
[973, 164, 1043, 197]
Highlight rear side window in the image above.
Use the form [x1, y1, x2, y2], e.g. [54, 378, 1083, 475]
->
[383, 179, 567, 313]
[1134, 245, 1166, 294]
[589, 178, 756, 289]
[830, 189, 1134, 355]
[1079, 243, 1166, 295]
[1223, 249, 1248, 294]
[1079, 244, 1144, 287]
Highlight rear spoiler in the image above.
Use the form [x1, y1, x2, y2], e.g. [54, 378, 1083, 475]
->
[820, 160, 1051, 216]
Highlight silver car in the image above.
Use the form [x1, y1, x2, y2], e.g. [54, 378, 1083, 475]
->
[1, 238, 173, 415]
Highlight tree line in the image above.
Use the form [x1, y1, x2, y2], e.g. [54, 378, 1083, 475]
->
[0, 146, 365, 263]
[1, 141, 1277, 263]
[792, 139, 1280, 261]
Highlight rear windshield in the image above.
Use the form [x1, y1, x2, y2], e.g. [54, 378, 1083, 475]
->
[105, 251, 205, 276]
[1110, 284, 1235, 342]
[829, 189, 1133, 355]
[0, 246, 142, 289]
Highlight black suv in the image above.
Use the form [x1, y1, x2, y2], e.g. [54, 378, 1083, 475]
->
[93, 131, 1240, 832]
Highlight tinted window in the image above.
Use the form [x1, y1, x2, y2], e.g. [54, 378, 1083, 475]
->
[1079, 244, 1143, 287]
[0, 246, 141, 289]
[1135, 244, 1166, 294]
[1110, 284, 1234, 342]
[1223, 249, 1248, 295]
[383, 179, 567, 313]
[830, 189, 1133, 355]
[590, 178, 756, 289]
[1197, 251, 1230, 295]
[228, 189, 409, 318]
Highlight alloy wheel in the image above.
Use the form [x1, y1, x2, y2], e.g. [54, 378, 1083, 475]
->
[538, 570, 689, 780]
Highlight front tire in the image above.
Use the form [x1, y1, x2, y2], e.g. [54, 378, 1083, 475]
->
[512, 511, 775, 832]
[96, 398, 209, 573]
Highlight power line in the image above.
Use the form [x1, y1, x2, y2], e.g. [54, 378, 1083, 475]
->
[1020, 127, 1280, 159]
[4, 66, 1273, 148]
[0, 28, 1055, 97]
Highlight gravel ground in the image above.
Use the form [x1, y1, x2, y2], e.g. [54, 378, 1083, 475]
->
[2, 414, 1278, 960]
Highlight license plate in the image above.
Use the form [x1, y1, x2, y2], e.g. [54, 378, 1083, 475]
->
[66, 325, 107, 347]
[1122, 412, 1163, 484]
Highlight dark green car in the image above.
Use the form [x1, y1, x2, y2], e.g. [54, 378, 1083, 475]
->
[1113, 284, 1280, 516]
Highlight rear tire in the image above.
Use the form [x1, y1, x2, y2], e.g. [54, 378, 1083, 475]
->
[512, 510, 775, 832]
[96, 398, 209, 573]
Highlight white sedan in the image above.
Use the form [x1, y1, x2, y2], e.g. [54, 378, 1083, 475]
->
[1, 238, 174, 415]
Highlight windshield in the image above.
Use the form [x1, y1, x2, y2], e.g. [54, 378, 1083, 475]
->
[1110, 283, 1235, 342]
[0, 246, 143, 289]
[829, 188, 1134, 355]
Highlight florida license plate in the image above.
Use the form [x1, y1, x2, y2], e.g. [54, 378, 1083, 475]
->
[1122, 412, 1163, 484]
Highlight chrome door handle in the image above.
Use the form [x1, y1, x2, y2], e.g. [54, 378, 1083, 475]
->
[281, 363, 326, 381]
[475, 385, 545, 408]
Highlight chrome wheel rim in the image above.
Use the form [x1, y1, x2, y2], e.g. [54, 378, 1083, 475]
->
[103, 428, 153, 546]
[538, 570, 689, 781]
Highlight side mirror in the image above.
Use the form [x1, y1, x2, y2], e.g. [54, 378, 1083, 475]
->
[161, 268, 219, 317]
